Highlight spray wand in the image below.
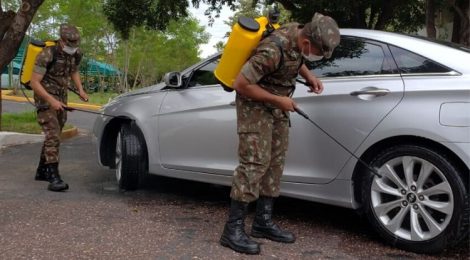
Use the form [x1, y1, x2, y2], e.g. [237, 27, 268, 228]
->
[295, 79, 382, 178]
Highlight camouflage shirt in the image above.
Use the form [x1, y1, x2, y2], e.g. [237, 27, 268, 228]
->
[33, 45, 82, 106]
[240, 23, 303, 97]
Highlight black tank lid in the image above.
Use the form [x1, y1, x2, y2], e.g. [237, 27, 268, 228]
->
[30, 39, 46, 47]
[238, 16, 260, 32]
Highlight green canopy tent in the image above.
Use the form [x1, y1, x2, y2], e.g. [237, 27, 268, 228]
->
[1, 38, 26, 87]
[1, 61, 21, 75]
[80, 58, 120, 92]
[1, 61, 21, 88]
[82, 59, 120, 76]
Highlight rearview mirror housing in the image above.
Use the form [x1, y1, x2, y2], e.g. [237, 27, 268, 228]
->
[163, 72, 182, 88]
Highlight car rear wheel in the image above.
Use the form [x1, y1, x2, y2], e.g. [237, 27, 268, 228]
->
[115, 123, 147, 190]
[362, 145, 468, 254]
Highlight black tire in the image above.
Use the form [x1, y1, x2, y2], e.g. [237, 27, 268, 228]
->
[115, 123, 147, 190]
[361, 145, 469, 254]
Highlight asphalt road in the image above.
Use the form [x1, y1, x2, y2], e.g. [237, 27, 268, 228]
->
[0, 135, 468, 259]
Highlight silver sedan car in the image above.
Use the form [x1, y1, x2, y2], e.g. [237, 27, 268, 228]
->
[93, 29, 469, 253]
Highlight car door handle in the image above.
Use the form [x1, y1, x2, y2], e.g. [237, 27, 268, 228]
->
[229, 101, 236, 106]
[350, 87, 390, 97]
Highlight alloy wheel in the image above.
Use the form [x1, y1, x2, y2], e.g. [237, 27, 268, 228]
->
[371, 156, 454, 241]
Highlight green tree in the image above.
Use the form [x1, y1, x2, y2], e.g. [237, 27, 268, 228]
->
[214, 41, 225, 52]
[32, 1, 114, 58]
[225, 0, 291, 28]
[261, 0, 425, 32]
[265, 0, 468, 45]
[0, 0, 45, 130]
[115, 17, 209, 89]
[103, 0, 189, 40]
[25, 0, 119, 92]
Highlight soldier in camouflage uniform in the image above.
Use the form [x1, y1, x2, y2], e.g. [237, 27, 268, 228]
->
[220, 13, 340, 254]
[30, 24, 88, 192]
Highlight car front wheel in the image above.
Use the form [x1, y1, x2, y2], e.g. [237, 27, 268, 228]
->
[115, 123, 147, 190]
[362, 145, 469, 253]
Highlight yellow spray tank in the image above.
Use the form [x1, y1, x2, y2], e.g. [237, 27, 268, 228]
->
[20, 39, 56, 89]
[214, 14, 280, 92]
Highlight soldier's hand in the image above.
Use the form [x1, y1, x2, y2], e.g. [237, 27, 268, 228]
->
[306, 76, 324, 94]
[50, 99, 66, 111]
[79, 89, 89, 102]
[274, 96, 296, 112]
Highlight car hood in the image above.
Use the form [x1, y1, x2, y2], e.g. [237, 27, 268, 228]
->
[102, 82, 167, 112]
[115, 82, 167, 99]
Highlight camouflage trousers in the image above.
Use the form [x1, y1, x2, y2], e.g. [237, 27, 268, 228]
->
[37, 107, 67, 164]
[230, 95, 290, 203]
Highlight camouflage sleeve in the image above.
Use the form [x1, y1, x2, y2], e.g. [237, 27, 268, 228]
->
[33, 47, 53, 75]
[240, 42, 282, 84]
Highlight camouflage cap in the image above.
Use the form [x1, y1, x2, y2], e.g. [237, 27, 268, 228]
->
[303, 13, 340, 59]
[59, 24, 80, 47]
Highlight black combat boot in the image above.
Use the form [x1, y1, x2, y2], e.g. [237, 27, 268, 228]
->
[46, 163, 69, 192]
[251, 196, 295, 243]
[35, 157, 50, 181]
[220, 200, 260, 254]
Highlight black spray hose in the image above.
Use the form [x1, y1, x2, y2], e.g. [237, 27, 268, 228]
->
[68, 87, 89, 102]
[295, 79, 382, 178]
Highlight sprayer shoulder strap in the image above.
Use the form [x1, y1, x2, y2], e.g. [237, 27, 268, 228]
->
[258, 35, 284, 80]
[261, 35, 304, 98]
[46, 45, 82, 72]
[271, 37, 284, 72]
[46, 45, 58, 72]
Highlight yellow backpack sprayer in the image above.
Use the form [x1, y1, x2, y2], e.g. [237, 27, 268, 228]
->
[214, 8, 281, 92]
[20, 39, 56, 89]
[19, 38, 86, 102]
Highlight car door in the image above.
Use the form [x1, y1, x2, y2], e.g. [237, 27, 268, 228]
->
[282, 36, 405, 184]
[158, 58, 239, 175]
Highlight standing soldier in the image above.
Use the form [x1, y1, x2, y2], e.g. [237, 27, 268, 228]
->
[30, 24, 88, 192]
[220, 13, 340, 254]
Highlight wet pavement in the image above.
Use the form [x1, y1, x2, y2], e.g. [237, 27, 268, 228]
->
[0, 135, 468, 259]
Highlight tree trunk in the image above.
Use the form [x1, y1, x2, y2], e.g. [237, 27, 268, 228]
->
[450, 0, 470, 46]
[0, 0, 45, 71]
[0, 0, 45, 131]
[426, 0, 437, 39]
[123, 39, 129, 92]
[375, 1, 397, 30]
[452, 8, 462, 43]
[0, 77, 2, 131]
[350, 1, 368, 28]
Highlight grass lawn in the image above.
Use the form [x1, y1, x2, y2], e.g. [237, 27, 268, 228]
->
[1, 111, 73, 134]
[8, 89, 118, 106]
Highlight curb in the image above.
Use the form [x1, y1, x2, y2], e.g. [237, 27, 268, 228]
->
[1, 94, 102, 111]
[61, 127, 79, 140]
[0, 132, 44, 149]
[0, 127, 79, 149]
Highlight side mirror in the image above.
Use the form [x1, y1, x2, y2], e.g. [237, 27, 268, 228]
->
[163, 72, 182, 88]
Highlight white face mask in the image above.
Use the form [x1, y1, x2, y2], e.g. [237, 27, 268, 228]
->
[303, 53, 324, 62]
[302, 42, 324, 62]
[63, 45, 78, 55]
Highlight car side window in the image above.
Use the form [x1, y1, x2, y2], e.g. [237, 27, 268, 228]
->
[307, 38, 391, 77]
[388, 45, 450, 74]
[188, 60, 219, 87]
